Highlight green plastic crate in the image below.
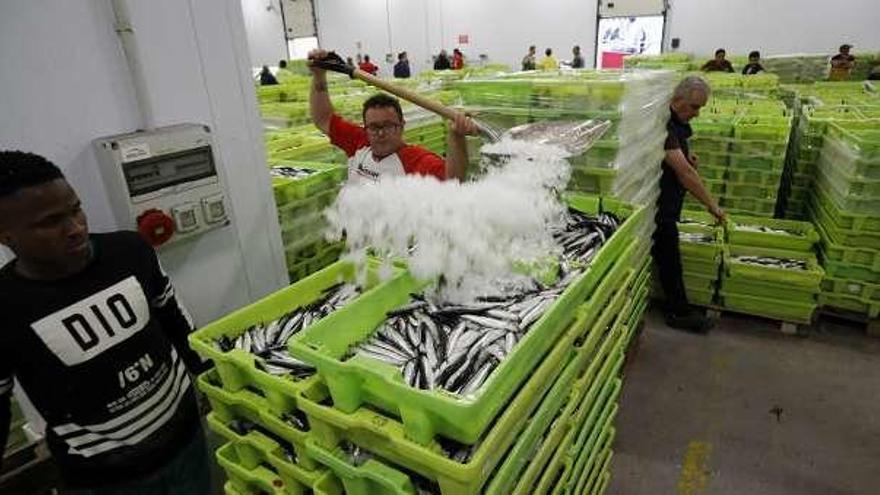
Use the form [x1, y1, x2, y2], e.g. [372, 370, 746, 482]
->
[817, 293, 880, 318]
[216, 442, 343, 495]
[272, 162, 345, 204]
[540, 376, 622, 495]
[687, 287, 716, 306]
[188, 259, 398, 414]
[821, 276, 880, 302]
[568, 167, 618, 194]
[730, 140, 788, 156]
[510, 308, 632, 495]
[207, 413, 324, 488]
[292, 268, 637, 495]
[727, 153, 785, 171]
[719, 291, 816, 324]
[812, 180, 880, 232]
[304, 438, 419, 495]
[726, 182, 779, 200]
[721, 275, 817, 304]
[819, 250, 880, 284]
[727, 215, 819, 251]
[276, 189, 339, 226]
[689, 136, 730, 154]
[198, 370, 319, 470]
[814, 219, 880, 270]
[571, 427, 615, 495]
[698, 164, 727, 181]
[679, 233, 722, 260]
[726, 167, 784, 186]
[681, 254, 722, 276]
[723, 245, 824, 289]
[720, 195, 777, 216]
[815, 167, 880, 215]
[289, 199, 644, 445]
[678, 210, 722, 236]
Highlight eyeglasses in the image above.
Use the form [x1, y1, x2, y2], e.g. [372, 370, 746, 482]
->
[365, 122, 402, 135]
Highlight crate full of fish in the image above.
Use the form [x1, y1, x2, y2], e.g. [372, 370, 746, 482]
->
[722, 246, 824, 289]
[292, 274, 639, 495]
[216, 441, 343, 495]
[188, 259, 402, 413]
[289, 200, 644, 445]
[814, 221, 880, 271]
[678, 229, 722, 260]
[718, 290, 818, 324]
[727, 215, 819, 252]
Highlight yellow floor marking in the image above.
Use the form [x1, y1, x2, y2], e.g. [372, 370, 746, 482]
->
[677, 440, 712, 495]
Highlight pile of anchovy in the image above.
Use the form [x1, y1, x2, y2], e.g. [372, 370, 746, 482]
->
[679, 217, 712, 227]
[270, 166, 318, 179]
[736, 224, 795, 235]
[679, 232, 716, 244]
[215, 284, 360, 377]
[352, 210, 619, 398]
[732, 255, 808, 270]
[338, 441, 440, 494]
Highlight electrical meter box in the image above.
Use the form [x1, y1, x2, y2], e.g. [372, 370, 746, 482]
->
[94, 124, 230, 248]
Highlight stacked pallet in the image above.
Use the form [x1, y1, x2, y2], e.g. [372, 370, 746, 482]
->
[720, 216, 823, 323]
[188, 195, 652, 495]
[811, 122, 880, 318]
[451, 70, 675, 208]
[683, 97, 792, 217]
[779, 82, 878, 219]
[675, 211, 724, 306]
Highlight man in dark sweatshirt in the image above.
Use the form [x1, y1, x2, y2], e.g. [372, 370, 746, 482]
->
[0, 151, 210, 494]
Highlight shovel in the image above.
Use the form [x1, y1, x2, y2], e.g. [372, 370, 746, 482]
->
[310, 52, 609, 156]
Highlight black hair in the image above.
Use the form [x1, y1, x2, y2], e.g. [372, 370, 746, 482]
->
[840, 44, 851, 52]
[545, 48, 552, 56]
[398, 52, 406, 60]
[362, 93, 403, 122]
[0, 151, 64, 199]
[279, 60, 287, 68]
[715, 48, 726, 56]
[749, 50, 760, 59]
[364, 55, 371, 62]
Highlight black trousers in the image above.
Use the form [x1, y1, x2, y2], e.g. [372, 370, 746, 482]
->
[652, 220, 690, 315]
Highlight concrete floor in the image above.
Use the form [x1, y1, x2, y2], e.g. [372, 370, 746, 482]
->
[608, 308, 880, 495]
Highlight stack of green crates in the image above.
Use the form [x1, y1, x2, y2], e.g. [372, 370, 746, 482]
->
[810, 122, 880, 317]
[271, 161, 346, 282]
[720, 215, 823, 323]
[675, 211, 724, 306]
[188, 195, 653, 495]
[722, 115, 792, 216]
[452, 70, 675, 207]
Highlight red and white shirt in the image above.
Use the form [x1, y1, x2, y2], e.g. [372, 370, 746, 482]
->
[328, 114, 446, 184]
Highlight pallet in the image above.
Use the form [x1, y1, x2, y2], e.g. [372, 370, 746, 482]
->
[703, 305, 805, 335]
[817, 307, 880, 337]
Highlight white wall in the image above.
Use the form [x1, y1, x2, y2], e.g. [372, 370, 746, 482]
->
[314, 0, 599, 74]
[0, 0, 287, 327]
[310, 0, 877, 75]
[241, 0, 288, 66]
[666, 0, 880, 57]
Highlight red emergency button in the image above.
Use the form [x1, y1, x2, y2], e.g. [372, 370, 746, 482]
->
[137, 209, 175, 246]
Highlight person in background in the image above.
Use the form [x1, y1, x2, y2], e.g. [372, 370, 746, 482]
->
[868, 64, 880, 81]
[259, 65, 278, 85]
[829, 44, 856, 81]
[741, 50, 765, 75]
[434, 50, 452, 70]
[394, 52, 411, 79]
[653, 76, 725, 333]
[539, 48, 558, 70]
[358, 55, 379, 76]
[276, 59, 295, 82]
[522, 45, 537, 71]
[0, 151, 211, 493]
[308, 49, 478, 183]
[701, 48, 734, 73]
[571, 45, 585, 69]
[452, 48, 465, 70]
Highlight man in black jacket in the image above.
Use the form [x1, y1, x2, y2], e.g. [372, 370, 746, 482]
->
[0, 151, 211, 493]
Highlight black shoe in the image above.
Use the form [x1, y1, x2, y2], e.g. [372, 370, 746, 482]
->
[665, 310, 713, 334]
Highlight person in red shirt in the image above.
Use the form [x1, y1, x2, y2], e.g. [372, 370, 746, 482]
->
[309, 49, 478, 183]
[452, 49, 465, 70]
[358, 54, 379, 76]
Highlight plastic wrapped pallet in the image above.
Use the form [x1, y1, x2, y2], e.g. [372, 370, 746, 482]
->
[453, 69, 676, 211]
[762, 53, 831, 84]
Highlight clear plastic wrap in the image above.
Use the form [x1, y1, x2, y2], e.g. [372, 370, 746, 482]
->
[453, 69, 676, 206]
